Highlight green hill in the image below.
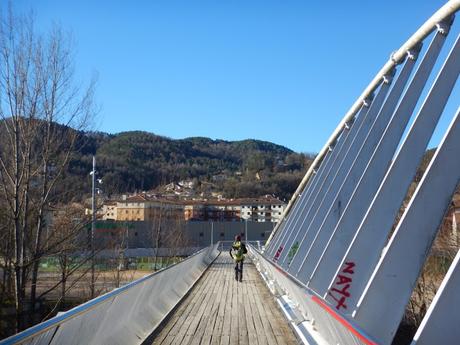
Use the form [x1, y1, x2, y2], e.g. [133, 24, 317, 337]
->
[67, 130, 313, 201]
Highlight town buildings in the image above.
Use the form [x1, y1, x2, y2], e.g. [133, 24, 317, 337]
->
[114, 195, 183, 222]
[183, 202, 240, 222]
[84, 194, 285, 249]
[101, 201, 117, 221]
[99, 194, 286, 223]
[239, 196, 285, 222]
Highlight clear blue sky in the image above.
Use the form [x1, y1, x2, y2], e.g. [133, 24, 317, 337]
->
[13, 0, 456, 153]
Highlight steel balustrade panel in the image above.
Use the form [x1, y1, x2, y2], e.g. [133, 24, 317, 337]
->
[319, 29, 450, 311]
[45, 295, 117, 344]
[1, 245, 219, 345]
[274, 117, 359, 266]
[281, 87, 388, 274]
[354, 103, 460, 344]
[59, 257, 207, 344]
[411, 249, 460, 344]
[24, 333, 55, 345]
[309, 29, 449, 298]
[250, 245, 377, 345]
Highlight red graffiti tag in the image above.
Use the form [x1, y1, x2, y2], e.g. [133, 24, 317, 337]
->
[328, 261, 355, 311]
[273, 245, 284, 262]
[342, 261, 355, 274]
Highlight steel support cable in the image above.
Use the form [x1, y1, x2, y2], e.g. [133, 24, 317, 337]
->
[265, 0, 460, 247]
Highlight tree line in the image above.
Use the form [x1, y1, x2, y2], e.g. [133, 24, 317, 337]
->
[67, 131, 314, 201]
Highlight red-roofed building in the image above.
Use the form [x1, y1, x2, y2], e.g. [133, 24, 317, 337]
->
[115, 194, 183, 222]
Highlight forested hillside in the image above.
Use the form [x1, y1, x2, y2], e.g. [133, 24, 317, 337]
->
[66, 130, 314, 200]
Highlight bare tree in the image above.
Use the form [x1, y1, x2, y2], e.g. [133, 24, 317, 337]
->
[149, 204, 190, 270]
[0, 7, 96, 330]
[46, 204, 87, 306]
[404, 202, 459, 329]
[105, 223, 128, 288]
[163, 214, 190, 259]
[150, 205, 163, 271]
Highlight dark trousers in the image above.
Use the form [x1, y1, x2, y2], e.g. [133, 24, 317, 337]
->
[235, 260, 243, 281]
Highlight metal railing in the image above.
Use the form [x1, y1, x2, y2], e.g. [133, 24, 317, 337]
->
[219, 240, 264, 252]
[0, 244, 220, 345]
[249, 244, 378, 345]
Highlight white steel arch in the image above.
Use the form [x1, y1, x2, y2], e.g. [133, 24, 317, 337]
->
[261, 1, 460, 344]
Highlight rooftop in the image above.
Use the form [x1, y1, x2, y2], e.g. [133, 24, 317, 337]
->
[112, 194, 286, 207]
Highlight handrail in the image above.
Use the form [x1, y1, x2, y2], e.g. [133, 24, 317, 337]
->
[266, 0, 460, 247]
[248, 244, 379, 345]
[248, 243, 320, 293]
[1, 244, 219, 345]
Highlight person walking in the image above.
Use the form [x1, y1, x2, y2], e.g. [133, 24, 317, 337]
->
[230, 234, 246, 282]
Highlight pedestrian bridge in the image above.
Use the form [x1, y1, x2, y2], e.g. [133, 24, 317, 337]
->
[145, 255, 297, 345]
[3, 1, 460, 344]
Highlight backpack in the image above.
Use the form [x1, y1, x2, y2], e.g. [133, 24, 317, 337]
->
[241, 242, 248, 254]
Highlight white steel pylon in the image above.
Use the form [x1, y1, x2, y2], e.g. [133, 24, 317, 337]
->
[262, 1, 460, 344]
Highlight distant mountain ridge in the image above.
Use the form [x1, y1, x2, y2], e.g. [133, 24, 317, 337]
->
[67, 130, 313, 200]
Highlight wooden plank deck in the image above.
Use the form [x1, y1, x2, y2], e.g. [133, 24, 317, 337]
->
[146, 254, 299, 345]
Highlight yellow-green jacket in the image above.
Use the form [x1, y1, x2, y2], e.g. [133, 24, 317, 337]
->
[230, 241, 245, 262]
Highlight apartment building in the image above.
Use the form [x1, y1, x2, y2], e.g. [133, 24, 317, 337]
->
[184, 200, 241, 222]
[184, 195, 285, 222]
[240, 195, 285, 222]
[101, 194, 286, 223]
[112, 195, 183, 222]
[101, 201, 117, 221]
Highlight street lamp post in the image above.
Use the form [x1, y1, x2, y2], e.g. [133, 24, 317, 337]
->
[90, 156, 96, 298]
[245, 219, 248, 243]
[211, 221, 214, 246]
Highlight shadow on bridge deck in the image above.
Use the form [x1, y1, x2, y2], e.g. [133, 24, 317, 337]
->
[144, 254, 298, 345]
